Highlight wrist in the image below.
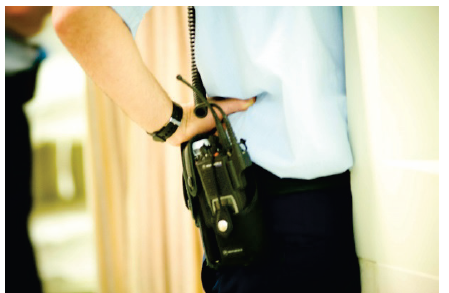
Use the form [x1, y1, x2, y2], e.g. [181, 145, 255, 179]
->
[148, 101, 183, 142]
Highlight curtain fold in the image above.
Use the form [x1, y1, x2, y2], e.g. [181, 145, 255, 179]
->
[85, 7, 204, 293]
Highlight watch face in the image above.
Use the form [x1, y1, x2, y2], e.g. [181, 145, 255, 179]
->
[170, 116, 182, 127]
[151, 102, 183, 142]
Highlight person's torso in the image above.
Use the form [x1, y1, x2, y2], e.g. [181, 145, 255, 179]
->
[195, 7, 353, 179]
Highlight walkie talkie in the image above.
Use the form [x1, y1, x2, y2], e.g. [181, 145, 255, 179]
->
[178, 74, 266, 268]
[177, 74, 252, 216]
[179, 7, 266, 268]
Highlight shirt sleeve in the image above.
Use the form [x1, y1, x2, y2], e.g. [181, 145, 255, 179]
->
[110, 6, 152, 38]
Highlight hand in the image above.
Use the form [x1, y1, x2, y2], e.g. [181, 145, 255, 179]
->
[167, 97, 256, 146]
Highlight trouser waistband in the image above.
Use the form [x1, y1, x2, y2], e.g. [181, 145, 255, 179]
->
[252, 164, 350, 196]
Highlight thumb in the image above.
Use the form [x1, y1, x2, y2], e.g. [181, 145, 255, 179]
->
[167, 96, 256, 146]
[211, 96, 256, 115]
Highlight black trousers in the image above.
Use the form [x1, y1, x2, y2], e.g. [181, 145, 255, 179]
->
[202, 168, 361, 293]
[7, 65, 43, 293]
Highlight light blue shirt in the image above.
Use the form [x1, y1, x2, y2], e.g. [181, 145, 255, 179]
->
[112, 6, 353, 179]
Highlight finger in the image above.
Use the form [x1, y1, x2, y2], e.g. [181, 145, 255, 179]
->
[169, 97, 256, 146]
[192, 97, 254, 138]
[211, 97, 256, 116]
[203, 97, 256, 129]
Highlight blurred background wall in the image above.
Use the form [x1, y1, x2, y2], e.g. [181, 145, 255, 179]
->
[343, 6, 439, 293]
[24, 13, 98, 293]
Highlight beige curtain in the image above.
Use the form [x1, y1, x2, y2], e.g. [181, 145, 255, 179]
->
[85, 7, 204, 293]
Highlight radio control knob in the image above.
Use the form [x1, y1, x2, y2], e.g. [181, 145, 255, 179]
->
[218, 220, 228, 232]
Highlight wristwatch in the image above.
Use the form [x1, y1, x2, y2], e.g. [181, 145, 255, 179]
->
[148, 102, 183, 142]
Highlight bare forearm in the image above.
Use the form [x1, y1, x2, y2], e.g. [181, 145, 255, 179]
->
[52, 6, 172, 133]
[53, 6, 257, 146]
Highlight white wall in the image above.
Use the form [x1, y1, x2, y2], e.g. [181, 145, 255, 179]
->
[25, 16, 88, 200]
[343, 6, 439, 293]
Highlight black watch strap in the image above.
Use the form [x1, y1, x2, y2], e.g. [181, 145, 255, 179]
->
[149, 102, 183, 142]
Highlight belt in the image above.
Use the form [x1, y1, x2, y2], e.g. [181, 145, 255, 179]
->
[252, 164, 350, 196]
